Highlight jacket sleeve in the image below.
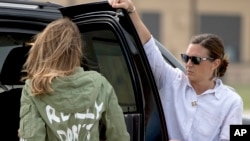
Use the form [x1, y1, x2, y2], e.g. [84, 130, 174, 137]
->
[19, 84, 46, 141]
[101, 78, 130, 141]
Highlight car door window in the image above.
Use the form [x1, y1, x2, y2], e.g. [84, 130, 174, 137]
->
[0, 33, 33, 90]
[0, 33, 29, 71]
[75, 17, 168, 140]
[81, 29, 136, 113]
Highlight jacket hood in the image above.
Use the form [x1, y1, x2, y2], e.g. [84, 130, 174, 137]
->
[29, 67, 103, 113]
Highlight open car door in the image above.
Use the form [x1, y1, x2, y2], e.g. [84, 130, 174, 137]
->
[60, 1, 169, 141]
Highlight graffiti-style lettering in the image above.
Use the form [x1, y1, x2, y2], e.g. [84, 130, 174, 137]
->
[95, 102, 103, 119]
[61, 113, 70, 122]
[45, 101, 104, 141]
[46, 105, 60, 124]
[57, 124, 81, 141]
[75, 109, 95, 120]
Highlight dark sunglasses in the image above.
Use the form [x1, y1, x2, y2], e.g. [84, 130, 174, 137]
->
[181, 54, 214, 65]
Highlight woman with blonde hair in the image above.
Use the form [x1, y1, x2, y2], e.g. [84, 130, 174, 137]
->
[19, 17, 130, 141]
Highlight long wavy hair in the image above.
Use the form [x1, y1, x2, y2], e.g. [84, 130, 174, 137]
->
[22, 17, 83, 95]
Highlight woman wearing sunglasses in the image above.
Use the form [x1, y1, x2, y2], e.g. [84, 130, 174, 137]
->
[109, 0, 243, 141]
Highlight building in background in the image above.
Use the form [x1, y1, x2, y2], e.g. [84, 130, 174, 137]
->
[36, 0, 250, 85]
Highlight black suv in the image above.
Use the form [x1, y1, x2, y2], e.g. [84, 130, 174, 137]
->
[0, 0, 185, 140]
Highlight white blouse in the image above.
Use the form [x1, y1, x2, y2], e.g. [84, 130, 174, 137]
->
[144, 36, 243, 141]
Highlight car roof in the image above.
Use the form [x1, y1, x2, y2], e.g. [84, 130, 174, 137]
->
[0, 0, 62, 9]
[0, 0, 63, 22]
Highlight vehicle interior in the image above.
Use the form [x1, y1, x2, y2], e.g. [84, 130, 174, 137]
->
[0, 34, 30, 140]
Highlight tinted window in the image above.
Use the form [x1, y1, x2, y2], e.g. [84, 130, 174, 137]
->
[81, 30, 136, 113]
[0, 33, 31, 72]
[77, 20, 168, 140]
[0, 33, 33, 92]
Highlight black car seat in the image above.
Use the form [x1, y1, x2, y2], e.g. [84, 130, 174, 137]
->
[0, 46, 30, 141]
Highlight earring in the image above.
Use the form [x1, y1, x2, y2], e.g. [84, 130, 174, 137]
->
[214, 69, 218, 77]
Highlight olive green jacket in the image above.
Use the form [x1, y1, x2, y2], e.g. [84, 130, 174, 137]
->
[19, 67, 130, 141]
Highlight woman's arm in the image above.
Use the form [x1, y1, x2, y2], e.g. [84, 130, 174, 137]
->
[109, 0, 151, 45]
[102, 77, 130, 141]
[109, 0, 181, 89]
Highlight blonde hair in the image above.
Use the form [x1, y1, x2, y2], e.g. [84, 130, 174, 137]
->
[22, 17, 83, 95]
